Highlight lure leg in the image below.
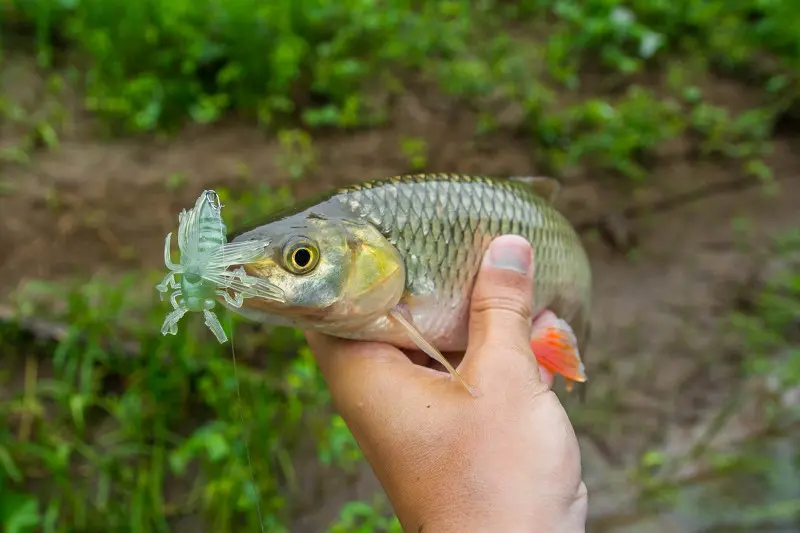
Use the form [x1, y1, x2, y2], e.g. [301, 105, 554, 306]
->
[169, 290, 184, 310]
[163, 233, 180, 270]
[155, 273, 179, 300]
[229, 267, 257, 286]
[161, 306, 188, 336]
[217, 290, 244, 308]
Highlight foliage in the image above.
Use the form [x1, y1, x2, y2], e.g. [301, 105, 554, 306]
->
[3, 0, 799, 181]
[732, 228, 800, 389]
[276, 129, 318, 181]
[327, 496, 402, 533]
[0, 272, 366, 532]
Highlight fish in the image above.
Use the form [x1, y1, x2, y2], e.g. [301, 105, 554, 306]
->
[222, 173, 592, 396]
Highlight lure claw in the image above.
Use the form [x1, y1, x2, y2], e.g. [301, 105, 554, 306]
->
[161, 307, 188, 336]
[203, 309, 228, 344]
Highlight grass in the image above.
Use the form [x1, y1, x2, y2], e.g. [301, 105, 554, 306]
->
[1, 0, 800, 531]
[0, 276, 346, 532]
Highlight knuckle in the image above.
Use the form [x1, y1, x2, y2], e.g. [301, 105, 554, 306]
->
[470, 292, 532, 323]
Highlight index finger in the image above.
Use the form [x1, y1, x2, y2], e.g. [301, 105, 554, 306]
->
[304, 332, 441, 404]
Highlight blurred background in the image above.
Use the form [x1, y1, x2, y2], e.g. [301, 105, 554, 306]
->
[1, 1, 799, 532]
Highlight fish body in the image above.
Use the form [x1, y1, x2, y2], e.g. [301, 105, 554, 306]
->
[226, 173, 592, 393]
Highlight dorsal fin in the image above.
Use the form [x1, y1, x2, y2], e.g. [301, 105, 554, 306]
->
[509, 176, 561, 203]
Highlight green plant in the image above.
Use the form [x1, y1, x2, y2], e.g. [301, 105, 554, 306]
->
[732, 228, 800, 391]
[215, 183, 295, 229]
[276, 129, 317, 181]
[0, 184, 362, 532]
[0, 475, 43, 533]
[327, 496, 401, 533]
[399, 136, 428, 171]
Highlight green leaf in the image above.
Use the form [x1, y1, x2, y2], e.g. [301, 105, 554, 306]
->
[0, 490, 42, 533]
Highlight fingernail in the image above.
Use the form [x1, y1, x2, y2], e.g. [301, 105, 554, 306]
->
[484, 235, 532, 274]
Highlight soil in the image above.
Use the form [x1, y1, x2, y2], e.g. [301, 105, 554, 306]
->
[2, 50, 799, 532]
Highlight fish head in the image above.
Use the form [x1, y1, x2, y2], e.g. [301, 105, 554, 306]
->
[228, 214, 406, 330]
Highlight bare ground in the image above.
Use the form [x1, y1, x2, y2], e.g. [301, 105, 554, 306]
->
[2, 51, 799, 532]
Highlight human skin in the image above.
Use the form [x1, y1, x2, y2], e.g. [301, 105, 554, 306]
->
[305, 235, 588, 533]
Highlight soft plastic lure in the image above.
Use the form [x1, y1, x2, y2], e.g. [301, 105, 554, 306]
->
[156, 189, 285, 343]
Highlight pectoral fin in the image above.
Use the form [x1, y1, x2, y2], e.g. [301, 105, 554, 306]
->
[389, 305, 480, 397]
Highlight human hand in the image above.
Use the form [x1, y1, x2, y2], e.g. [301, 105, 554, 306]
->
[305, 235, 587, 533]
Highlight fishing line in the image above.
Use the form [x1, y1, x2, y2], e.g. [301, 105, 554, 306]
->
[215, 194, 265, 533]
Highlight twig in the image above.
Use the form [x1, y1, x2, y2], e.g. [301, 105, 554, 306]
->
[0, 303, 141, 359]
[0, 304, 72, 344]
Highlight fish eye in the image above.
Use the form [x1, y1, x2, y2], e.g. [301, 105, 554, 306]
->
[282, 237, 320, 274]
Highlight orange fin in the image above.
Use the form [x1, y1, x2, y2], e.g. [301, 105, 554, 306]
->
[530, 312, 587, 391]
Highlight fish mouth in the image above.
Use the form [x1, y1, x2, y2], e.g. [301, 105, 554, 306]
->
[236, 295, 331, 320]
[228, 295, 339, 330]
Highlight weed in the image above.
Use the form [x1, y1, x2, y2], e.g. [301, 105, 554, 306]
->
[399, 136, 428, 172]
[276, 129, 317, 181]
[0, 271, 362, 532]
[165, 172, 188, 191]
[327, 496, 402, 533]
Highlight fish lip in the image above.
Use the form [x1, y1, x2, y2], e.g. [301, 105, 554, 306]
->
[233, 296, 334, 324]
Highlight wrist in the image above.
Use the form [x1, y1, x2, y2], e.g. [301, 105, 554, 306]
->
[398, 495, 587, 533]
[416, 518, 585, 533]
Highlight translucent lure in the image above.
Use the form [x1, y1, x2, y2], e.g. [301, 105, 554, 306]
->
[156, 189, 285, 343]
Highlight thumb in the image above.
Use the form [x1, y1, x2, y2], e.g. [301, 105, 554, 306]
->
[462, 235, 542, 387]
